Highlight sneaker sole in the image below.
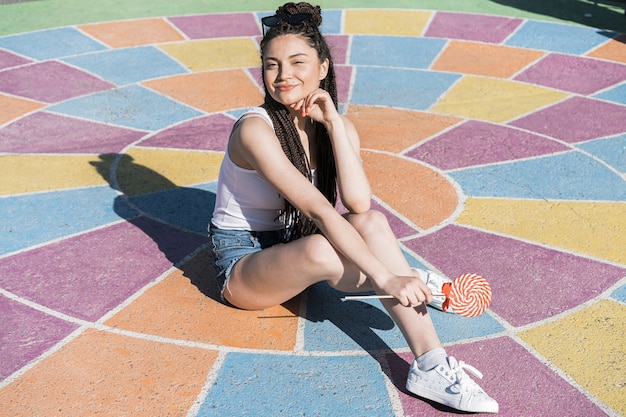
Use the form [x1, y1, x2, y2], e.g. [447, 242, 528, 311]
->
[406, 378, 499, 413]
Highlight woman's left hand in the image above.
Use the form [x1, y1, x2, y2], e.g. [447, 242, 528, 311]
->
[290, 89, 339, 126]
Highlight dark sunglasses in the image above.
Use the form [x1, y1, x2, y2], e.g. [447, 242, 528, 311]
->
[261, 12, 313, 35]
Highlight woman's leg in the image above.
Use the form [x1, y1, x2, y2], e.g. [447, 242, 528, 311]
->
[343, 210, 442, 357]
[225, 209, 442, 357]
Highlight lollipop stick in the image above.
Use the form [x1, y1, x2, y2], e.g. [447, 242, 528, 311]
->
[342, 293, 443, 301]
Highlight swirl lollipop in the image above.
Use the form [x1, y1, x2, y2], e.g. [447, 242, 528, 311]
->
[343, 272, 492, 318]
[441, 273, 492, 317]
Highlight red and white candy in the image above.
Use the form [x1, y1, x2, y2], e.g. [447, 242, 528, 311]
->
[442, 273, 492, 317]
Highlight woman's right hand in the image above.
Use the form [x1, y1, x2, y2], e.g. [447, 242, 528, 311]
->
[378, 274, 433, 308]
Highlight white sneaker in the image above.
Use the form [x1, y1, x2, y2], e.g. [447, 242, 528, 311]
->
[413, 268, 455, 313]
[406, 356, 499, 413]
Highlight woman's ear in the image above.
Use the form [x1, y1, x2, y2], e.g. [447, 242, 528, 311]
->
[319, 58, 329, 80]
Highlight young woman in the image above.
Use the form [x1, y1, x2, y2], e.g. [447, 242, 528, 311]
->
[209, 2, 498, 413]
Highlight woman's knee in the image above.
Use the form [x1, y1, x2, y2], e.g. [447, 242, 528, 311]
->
[301, 234, 344, 276]
[347, 209, 391, 236]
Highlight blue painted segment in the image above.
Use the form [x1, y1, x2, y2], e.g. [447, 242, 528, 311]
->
[47, 85, 204, 131]
[0, 186, 123, 255]
[429, 308, 504, 343]
[351, 67, 460, 110]
[321, 9, 343, 34]
[594, 82, 626, 106]
[200, 352, 395, 417]
[505, 20, 612, 55]
[449, 151, 626, 201]
[350, 35, 446, 68]
[304, 282, 408, 351]
[62, 46, 187, 86]
[611, 283, 626, 302]
[0, 28, 107, 60]
[577, 133, 626, 173]
[128, 182, 217, 234]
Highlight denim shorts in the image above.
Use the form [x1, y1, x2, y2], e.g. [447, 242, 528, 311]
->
[209, 224, 283, 301]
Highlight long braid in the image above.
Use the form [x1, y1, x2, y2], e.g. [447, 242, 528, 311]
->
[261, 2, 338, 241]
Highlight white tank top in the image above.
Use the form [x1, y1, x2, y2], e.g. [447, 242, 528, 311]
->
[211, 107, 296, 231]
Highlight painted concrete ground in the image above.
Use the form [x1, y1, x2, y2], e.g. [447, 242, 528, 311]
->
[1, 4, 625, 417]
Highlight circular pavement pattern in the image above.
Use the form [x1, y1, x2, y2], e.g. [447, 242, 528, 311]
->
[1, 8, 625, 417]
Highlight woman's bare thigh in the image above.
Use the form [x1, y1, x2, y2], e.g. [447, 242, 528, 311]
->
[225, 233, 370, 310]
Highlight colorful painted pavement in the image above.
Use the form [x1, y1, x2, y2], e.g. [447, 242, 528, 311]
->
[1, 3, 625, 416]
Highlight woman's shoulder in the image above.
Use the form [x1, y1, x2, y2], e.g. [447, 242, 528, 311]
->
[236, 106, 273, 129]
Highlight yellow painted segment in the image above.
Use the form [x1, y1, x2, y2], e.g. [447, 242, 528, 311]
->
[457, 198, 626, 265]
[118, 148, 223, 196]
[344, 9, 431, 36]
[0, 154, 109, 195]
[519, 300, 626, 415]
[159, 38, 260, 72]
[431, 76, 568, 123]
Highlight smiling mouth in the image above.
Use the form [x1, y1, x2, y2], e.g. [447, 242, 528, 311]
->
[275, 84, 296, 92]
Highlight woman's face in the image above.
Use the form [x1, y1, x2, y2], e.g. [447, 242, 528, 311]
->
[263, 34, 328, 107]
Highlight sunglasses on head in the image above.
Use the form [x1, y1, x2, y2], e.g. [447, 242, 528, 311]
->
[261, 12, 313, 35]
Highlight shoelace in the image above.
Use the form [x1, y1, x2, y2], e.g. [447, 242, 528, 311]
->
[447, 356, 484, 393]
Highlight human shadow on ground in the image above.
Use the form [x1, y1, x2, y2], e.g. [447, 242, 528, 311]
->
[90, 153, 453, 411]
[490, 0, 626, 33]
[90, 153, 222, 302]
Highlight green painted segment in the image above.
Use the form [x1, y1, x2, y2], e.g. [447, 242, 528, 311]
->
[1, 0, 624, 36]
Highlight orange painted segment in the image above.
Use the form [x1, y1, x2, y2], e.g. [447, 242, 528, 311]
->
[142, 70, 264, 113]
[0, 94, 44, 125]
[586, 34, 626, 64]
[363, 151, 459, 230]
[432, 41, 545, 78]
[0, 329, 218, 417]
[106, 249, 301, 350]
[348, 106, 461, 153]
[78, 18, 185, 48]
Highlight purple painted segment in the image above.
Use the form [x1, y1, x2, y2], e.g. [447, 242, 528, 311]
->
[334, 65, 352, 105]
[0, 295, 78, 380]
[425, 12, 523, 43]
[0, 218, 208, 322]
[326, 35, 349, 64]
[516, 53, 626, 95]
[403, 225, 626, 327]
[140, 114, 234, 151]
[0, 49, 31, 70]
[406, 120, 570, 170]
[168, 13, 261, 39]
[0, 61, 113, 104]
[388, 337, 607, 416]
[0, 112, 146, 154]
[510, 96, 626, 143]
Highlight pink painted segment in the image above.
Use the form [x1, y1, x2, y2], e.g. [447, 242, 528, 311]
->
[0, 295, 78, 380]
[0, 49, 31, 70]
[326, 35, 349, 64]
[425, 12, 523, 43]
[403, 225, 626, 327]
[0, 112, 146, 154]
[168, 13, 261, 39]
[0, 218, 208, 321]
[515, 53, 626, 95]
[510, 96, 626, 143]
[140, 114, 234, 151]
[406, 120, 569, 170]
[388, 337, 607, 416]
[0, 61, 113, 103]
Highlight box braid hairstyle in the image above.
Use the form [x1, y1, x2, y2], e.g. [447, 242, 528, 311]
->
[260, 2, 338, 242]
